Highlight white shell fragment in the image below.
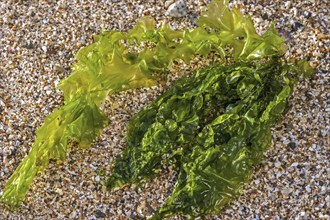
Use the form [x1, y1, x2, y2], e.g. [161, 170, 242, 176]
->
[166, 0, 188, 18]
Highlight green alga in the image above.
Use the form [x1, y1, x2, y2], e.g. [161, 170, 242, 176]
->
[1, 1, 313, 218]
[108, 59, 311, 219]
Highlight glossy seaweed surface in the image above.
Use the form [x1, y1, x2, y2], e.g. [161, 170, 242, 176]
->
[107, 59, 312, 218]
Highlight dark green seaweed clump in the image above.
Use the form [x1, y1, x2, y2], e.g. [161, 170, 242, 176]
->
[107, 59, 310, 219]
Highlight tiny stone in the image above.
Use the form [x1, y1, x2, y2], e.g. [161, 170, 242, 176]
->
[56, 188, 63, 196]
[292, 22, 303, 31]
[166, 0, 188, 18]
[95, 176, 100, 182]
[46, 90, 52, 95]
[274, 161, 282, 168]
[283, 139, 290, 145]
[288, 141, 297, 149]
[54, 65, 66, 73]
[291, 162, 299, 167]
[316, 33, 328, 40]
[321, 186, 326, 193]
[284, 1, 291, 8]
[95, 210, 106, 218]
[69, 211, 77, 219]
[41, 46, 47, 53]
[303, 11, 312, 18]
[276, 172, 282, 178]
[255, 17, 263, 23]
[281, 187, 293, 195]
[22, 42, 34, 49]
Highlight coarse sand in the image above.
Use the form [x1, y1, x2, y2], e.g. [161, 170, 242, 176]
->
[0, 0, 329, 219]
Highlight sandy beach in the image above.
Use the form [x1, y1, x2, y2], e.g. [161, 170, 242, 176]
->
[0, 0, 328, 219]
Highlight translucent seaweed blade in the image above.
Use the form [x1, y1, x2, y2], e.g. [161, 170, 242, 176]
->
[197, 0, 287, 60]
[1, 96, 107, 208]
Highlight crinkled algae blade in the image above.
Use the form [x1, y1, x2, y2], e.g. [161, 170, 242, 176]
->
[107, 59, 313, 219]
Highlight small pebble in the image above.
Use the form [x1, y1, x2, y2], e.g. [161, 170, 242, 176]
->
[69, 211, 77, 219]
[166, 0, 188, 18]
[95, 210, 106, 218]
[275, 161, 282, 168]
[291, 162, 299, 167]
[41, 46, 47, 53]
